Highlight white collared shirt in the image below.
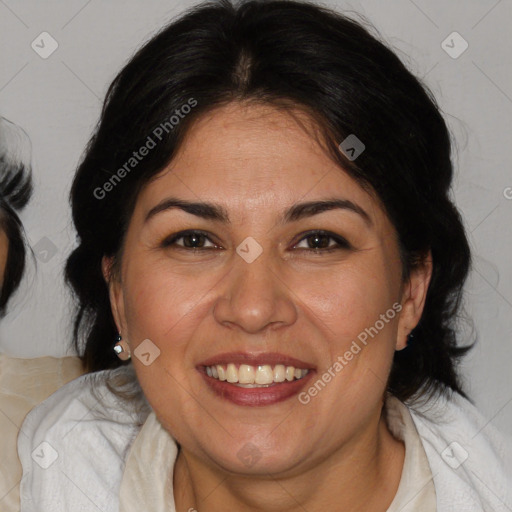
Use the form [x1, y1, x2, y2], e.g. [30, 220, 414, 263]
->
[17, 365, 512, 511]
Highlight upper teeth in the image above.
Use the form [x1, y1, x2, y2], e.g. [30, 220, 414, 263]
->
[205, 363, 309, 386]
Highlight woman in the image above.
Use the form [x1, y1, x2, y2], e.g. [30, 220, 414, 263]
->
[0, 116, 85, 512]
[18, 1, 512, 511]
[0, 116, 33, 313]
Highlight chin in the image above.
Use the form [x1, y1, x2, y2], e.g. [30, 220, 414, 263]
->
[201, 438, 308, 476]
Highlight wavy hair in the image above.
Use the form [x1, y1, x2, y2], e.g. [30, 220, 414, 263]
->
[0, 116, 33, 315]
[66, 0, 472, 403]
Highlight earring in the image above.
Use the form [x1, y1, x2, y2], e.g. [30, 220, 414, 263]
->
[113, 334, 131, 361]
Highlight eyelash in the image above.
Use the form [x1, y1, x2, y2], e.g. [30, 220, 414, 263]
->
[160, 229, 351, 254]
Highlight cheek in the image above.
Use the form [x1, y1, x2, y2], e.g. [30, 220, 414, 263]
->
[293, 258, 400, 408]
[121, 262, 203, 418]
[295, 259, 397, 341]
[122, 258, 207, 343]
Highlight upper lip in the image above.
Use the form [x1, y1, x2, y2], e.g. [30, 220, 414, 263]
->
[198, 352, 315, 370]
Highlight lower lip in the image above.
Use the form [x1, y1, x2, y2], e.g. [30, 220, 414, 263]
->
[199, 369, 315, 406]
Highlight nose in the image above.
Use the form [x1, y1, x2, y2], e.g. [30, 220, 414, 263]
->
[212, 247, 298, 334]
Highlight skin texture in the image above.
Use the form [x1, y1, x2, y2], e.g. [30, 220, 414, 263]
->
[104, 102, 432, 512]
[0, 227, 8, 293]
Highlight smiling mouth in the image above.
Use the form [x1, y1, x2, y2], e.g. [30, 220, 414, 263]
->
[203, 363, 310, 387]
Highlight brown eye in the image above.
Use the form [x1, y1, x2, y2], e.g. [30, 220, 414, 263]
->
[161, 230, 218, 250]
[294, 230, 351, 252]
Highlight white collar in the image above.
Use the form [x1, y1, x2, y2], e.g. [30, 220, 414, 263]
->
[118, 395, 436, 512]
[19, 368, 512, 512]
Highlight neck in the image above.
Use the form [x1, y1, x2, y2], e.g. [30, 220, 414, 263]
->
[173, 409, 405, 512]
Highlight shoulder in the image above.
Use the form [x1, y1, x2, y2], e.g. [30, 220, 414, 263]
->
[406, 390, 512, 511]
[17, 365, 150, 512]
[0, 354, 85, 512]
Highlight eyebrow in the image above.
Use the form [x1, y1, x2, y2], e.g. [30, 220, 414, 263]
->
[145, 197, 372, 226]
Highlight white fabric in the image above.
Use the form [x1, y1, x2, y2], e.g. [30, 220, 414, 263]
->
[385, 395, 437, 511]
[0, 354, 84, 512]
[17, 367, 148, 512]
[118, 395, 435, 512]
[119, 412, 177, 512]
[18, 366, 512, 511]
[408, 392, 512, 511]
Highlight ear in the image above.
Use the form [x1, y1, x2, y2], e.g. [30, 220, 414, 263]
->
[396, 250, 433, 351]
[102, 255, 127, 336]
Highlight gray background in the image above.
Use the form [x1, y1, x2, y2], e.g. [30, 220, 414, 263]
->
[0, 0, 511, 434]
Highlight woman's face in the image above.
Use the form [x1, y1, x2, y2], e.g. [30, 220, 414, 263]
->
[0, 227, 8, 290]
[107, 102, 430, 475]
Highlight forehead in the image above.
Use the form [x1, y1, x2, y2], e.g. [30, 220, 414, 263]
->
[169, 102, 333, 178]
[137, 102, 383, 225]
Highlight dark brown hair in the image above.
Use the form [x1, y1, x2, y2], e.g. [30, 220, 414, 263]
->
[0, 116, 33, 315]
[66, 0, 472, 403]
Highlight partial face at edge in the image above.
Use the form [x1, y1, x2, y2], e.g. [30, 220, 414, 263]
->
[105, 102, 431, 475]
[0, 227, 9, 293]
